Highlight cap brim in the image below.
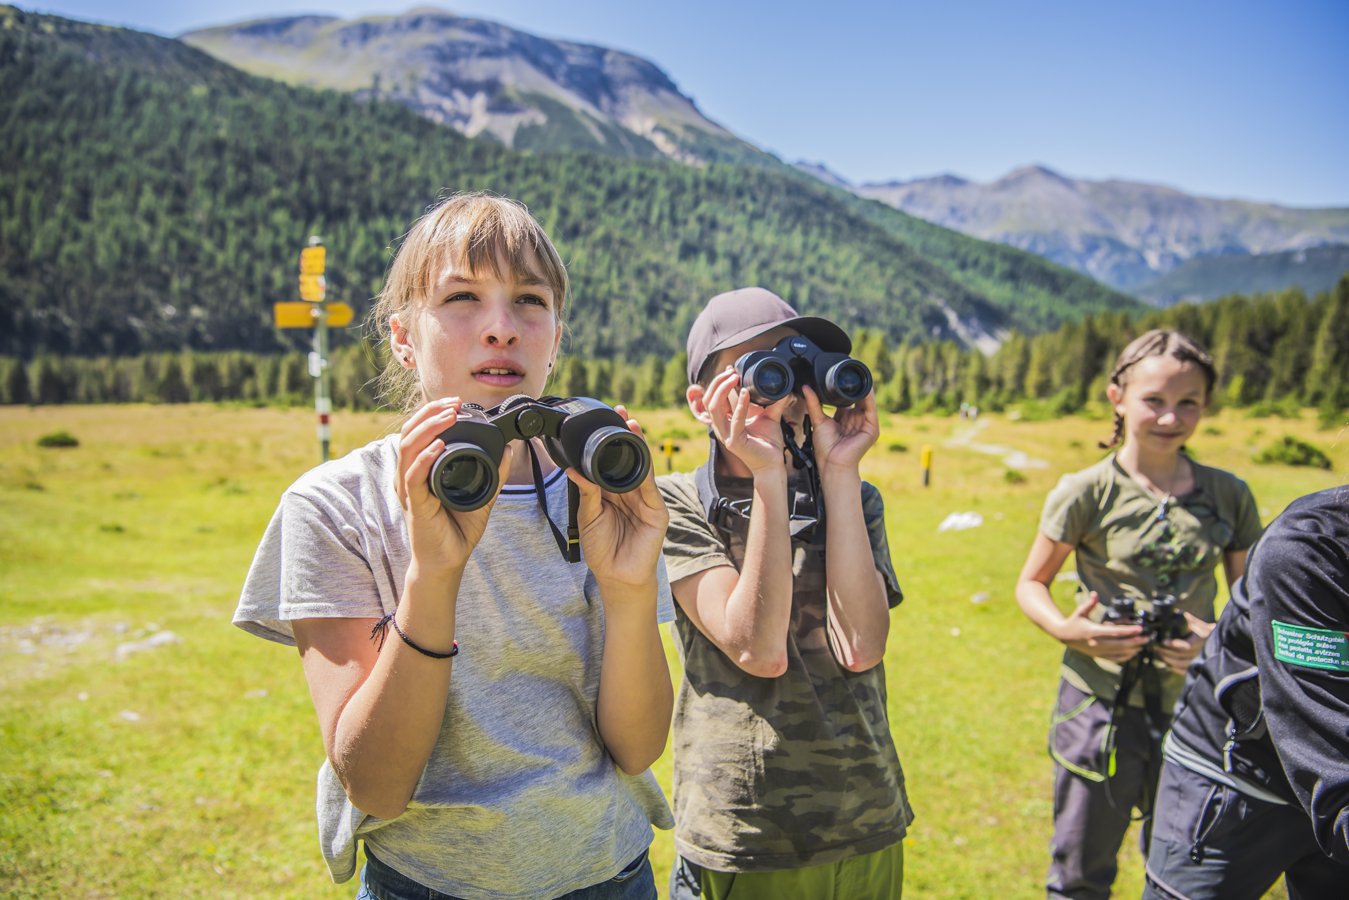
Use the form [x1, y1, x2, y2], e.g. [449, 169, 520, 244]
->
[706, 315, 852, 359]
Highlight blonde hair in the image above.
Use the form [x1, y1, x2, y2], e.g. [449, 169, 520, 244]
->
[1100, 329, 1217, 449]
[370, 193, 569, 411]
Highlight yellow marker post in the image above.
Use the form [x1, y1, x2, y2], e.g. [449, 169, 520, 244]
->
[921, 444, 933, 487]
[662, 438, 679, 473]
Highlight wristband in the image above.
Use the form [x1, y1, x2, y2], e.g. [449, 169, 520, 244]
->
[370, 613, 459, 659]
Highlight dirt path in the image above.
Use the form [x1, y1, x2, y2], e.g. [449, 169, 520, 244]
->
[944, 418, 1048, 469]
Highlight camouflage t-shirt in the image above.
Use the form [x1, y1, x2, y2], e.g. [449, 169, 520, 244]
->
[1040, 454, 1262, 711]
[657, 468, 914, 872]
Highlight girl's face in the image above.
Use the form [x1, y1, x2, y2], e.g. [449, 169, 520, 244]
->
[1109, 354, 1209, 454]
[389, 248, 563, 407]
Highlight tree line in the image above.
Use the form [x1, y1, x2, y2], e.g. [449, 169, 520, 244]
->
[6, 277, 1345, 424]
[1, 7, 1131, 366]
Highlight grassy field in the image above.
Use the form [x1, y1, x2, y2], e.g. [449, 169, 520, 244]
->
[1, 402, 1343, 898]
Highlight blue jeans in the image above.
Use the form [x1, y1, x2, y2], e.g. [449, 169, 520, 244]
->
[355, 844, 656, 900]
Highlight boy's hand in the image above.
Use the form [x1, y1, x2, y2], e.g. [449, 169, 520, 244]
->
[705, 367, 788, 474]
[803, 386, 879, 472]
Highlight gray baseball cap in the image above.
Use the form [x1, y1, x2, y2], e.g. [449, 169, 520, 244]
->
[685, 287, 851, 384]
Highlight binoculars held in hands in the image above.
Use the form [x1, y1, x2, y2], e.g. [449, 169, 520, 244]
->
[734, 335, 872, 407]
[428, 395, 651, 512]
[1102, 594, 1190, 643]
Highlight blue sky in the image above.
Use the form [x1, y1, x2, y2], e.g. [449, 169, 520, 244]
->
[22, 0, 1349, 206]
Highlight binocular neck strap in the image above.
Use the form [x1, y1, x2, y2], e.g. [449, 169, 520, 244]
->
[782, 418, 826, 540]
[697, 425, 824, 545]
[525, 439, 581, 565]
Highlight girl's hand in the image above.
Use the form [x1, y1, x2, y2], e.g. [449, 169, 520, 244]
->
[1154, 613, 1216, 674]
[1055, 593, 1150, 663]
[396, 398, 509, 575]
[702, 367, 788, 474]
[802, 385, 879, 472]
[570, 406, 669, 591]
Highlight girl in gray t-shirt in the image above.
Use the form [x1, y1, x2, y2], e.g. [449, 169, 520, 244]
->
[1014, 329, 1261, 900]
[235, 194, 674, 900]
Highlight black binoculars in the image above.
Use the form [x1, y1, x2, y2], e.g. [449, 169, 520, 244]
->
[428, 395, 651, 511]
[734, 335, 872, 407]
[1102, 594, 1190, 643]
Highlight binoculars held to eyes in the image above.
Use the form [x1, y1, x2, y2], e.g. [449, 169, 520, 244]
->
[734, 335, 873, 407]
[1102, 594, 1190, 643]
[428, 395, 652, 511]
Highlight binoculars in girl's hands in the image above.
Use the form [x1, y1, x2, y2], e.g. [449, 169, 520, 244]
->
[1102, 594, 1190, 643]
[429, 395, 652, 511]
[734, 336, 873, 408]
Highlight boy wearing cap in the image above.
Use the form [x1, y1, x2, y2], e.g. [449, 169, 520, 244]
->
[657, 287, 913, 899]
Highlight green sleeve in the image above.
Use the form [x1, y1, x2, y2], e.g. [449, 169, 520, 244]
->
[862, 482, 904, 608]
[655, 473, 734, 586]
[1039, 468, 1097, 547]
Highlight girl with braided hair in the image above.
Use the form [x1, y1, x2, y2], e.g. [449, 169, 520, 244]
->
[1014, 329, 1263, 899]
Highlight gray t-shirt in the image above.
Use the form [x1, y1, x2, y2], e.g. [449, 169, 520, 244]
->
[234, 434, 674, 900]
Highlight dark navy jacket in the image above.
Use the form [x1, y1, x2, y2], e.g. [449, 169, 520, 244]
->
[1165, 486, 1349, 864]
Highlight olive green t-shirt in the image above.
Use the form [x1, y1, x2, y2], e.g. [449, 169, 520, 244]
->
[656, 468, 913, 872]
[1040, 454, 1262, 710]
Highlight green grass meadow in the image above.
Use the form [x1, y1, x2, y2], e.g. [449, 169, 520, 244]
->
[2, 403, 1344, 898]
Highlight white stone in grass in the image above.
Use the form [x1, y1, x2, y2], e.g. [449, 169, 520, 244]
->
[115, 630, 181, 661]
[119, 710, 141, 722]
[970, 592, 990, 604]
[936, 512, 983, 532]
[950, 627, 961, 637]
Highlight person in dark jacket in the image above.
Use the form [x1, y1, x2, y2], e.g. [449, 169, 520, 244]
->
[1143, 484, 1349, 899]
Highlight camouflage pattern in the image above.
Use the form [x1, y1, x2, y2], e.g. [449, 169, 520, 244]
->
[1039, 454, 1262, 711]
[657, 469, 912, 872]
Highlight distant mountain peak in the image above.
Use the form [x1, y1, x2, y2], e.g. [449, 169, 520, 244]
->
[999, 163, 1073, 186]
[181, 9, 771, 167]
[856, 164, 1349, 294]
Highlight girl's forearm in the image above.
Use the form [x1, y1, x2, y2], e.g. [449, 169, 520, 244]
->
[331, 565, 462, 818]
[595, 587, 673, 773]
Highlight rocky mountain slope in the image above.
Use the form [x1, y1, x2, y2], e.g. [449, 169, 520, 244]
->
[181, 8, 771, 167]
[857, 165, 1349, 295]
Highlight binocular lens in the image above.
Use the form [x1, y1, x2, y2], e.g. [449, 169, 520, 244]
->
[828, 361, 872, 402]
[583, 428, 649, 492]
[430, 444, 499, 511]
[746, 359, 792, 402]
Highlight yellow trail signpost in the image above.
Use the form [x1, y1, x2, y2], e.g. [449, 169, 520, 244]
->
[272, 237, 353, 462]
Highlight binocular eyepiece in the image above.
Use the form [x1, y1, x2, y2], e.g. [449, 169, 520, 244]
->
[428, 395, 651, 512]
[734, 335, 872, 408]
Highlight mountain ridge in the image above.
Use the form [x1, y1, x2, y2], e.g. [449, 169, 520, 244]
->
[181, 8, 773, 168]
[857, 165, 1349, 293]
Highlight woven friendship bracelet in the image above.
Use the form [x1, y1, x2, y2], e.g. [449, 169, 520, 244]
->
[370, 613, 459, 659]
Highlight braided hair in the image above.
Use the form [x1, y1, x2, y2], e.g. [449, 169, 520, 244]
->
[1099, 330, 1217, 449]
